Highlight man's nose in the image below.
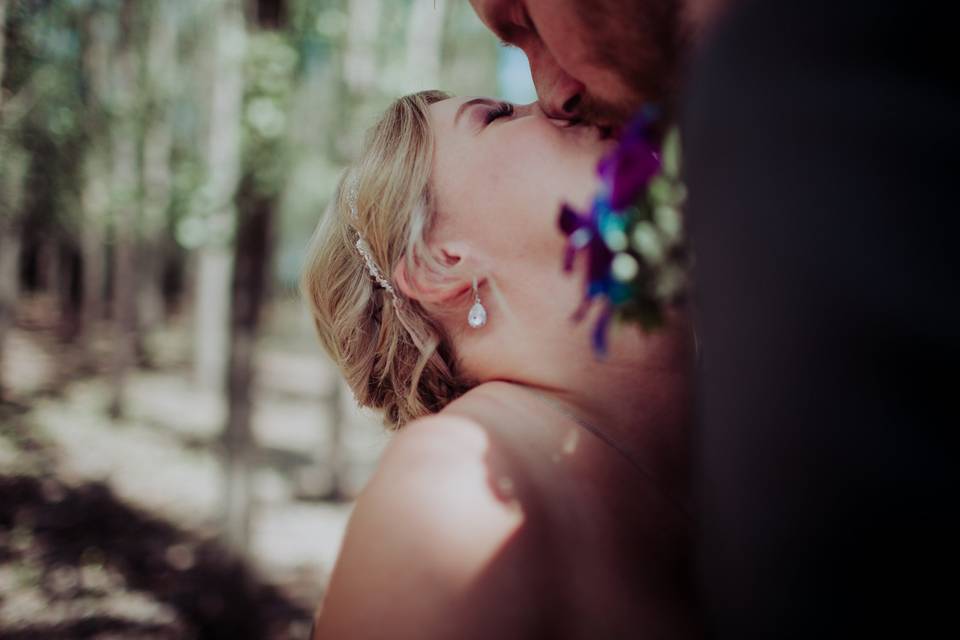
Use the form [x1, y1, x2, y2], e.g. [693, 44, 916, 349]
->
[527, 48, 585, 120]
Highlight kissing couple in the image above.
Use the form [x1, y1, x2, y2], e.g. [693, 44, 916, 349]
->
[304, 0, 955, 638]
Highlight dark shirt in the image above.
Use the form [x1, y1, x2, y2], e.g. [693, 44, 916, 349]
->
[683, 0, 958, 635]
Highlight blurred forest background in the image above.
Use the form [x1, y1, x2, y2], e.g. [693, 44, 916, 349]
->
[0, 0, 533, 637]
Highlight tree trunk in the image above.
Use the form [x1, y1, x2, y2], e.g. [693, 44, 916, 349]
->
[0, 1, 25, 400]
[344, 0, 382, 95]
[197, 0, 249, 553]
[77, 12, 116, 366]
[79, 198, 105, 341]
[0, 1, 7, 99]
[0, 222, 21, 402]
[195, 247, 233, 387]
[194, 0, 246, 390]
[220, 0, 289, 554]
[405, 0, 447, 89]
[0, 0, 6, 97]
[138, 2, 177, 344]
[107, 4, 140, 419]
[78, 144, 109, 359]
[223, 185, 274, 553]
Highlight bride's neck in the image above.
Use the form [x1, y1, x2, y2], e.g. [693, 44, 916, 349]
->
[535, 315, 695, 507]
[456, 294, 695, 505]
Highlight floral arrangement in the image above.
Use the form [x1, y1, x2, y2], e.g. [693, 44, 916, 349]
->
[558, 110, 688, 355]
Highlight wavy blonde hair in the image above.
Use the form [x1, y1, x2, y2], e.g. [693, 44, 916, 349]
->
[300, 90, 473, 429]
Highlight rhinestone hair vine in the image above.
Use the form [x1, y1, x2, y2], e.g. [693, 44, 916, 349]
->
[347, 174, 402, 306]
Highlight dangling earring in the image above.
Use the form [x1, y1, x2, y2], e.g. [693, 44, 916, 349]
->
[467, 276, 487, 329]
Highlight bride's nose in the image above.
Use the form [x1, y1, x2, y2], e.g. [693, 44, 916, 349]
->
[514, 102, 569, 127]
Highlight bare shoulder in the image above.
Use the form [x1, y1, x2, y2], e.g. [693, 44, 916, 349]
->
[312, 412, 545, 640]
[359, 413, 520, 564]
[379, 411, 493, 473]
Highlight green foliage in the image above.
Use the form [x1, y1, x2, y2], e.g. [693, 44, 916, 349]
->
[242, 32, 299, 198]
[617, 128, 688, 330]
[1, 0, 88, 234]
[290, 0, 347, 64]
[0, 144, 28, 223]
[2, 0, 504, 287]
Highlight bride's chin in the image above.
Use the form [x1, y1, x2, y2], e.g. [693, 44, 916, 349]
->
[585, 125, 620, 154]
[565, 129, 619, 167]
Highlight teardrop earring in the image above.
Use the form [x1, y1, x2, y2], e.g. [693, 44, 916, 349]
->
[467, 276, 487, 329]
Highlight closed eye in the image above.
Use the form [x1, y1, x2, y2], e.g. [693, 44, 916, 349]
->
[484, 102, 515, 125]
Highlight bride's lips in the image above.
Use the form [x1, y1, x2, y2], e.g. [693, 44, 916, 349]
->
[548, 117, 616, 141]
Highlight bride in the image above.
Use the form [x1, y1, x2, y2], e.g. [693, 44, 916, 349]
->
[301, 90, 698, 639]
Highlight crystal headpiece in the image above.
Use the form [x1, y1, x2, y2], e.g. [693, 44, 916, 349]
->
[347, 175, 402, 306]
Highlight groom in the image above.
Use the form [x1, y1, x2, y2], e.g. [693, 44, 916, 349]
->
[470, 0, 956, 637]
[467, 0, 731, 128]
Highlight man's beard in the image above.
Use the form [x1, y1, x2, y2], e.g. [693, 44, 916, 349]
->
[576, 90, 649, 135]
[573, 0, 687, 130]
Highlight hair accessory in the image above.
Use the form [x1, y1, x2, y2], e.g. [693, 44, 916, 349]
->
[347, 174, 360, 221]
[347, 174, 402, 307]
[467, 276, 487, 329]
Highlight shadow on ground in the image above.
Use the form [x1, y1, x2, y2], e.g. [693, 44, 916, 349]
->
[0, 402, 312, 639]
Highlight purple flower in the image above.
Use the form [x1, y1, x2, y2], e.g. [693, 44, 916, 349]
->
[557, 110, 665, 356]
[591, 302, 615, 356]
[597, 118, 661, 209]
[558, 202, 620, 356]
[559, 203, 614, 283]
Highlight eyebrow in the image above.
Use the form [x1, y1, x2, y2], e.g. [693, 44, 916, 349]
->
[454, 97, 498, 127]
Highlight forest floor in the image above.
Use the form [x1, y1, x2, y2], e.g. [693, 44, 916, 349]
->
[0, 296, 387, 639]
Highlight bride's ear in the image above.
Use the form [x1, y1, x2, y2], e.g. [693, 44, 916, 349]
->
[392, 241, 473, 306]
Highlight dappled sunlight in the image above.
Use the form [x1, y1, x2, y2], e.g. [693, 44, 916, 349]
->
[0, 0, 540, 635]
[550, 427, 582, 464]
[562, 426, 581, 456]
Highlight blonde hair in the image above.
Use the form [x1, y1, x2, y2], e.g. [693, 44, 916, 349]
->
[300, 90, 472, 429]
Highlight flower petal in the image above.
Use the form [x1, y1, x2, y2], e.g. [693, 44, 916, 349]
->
[591, 303, 614, 357]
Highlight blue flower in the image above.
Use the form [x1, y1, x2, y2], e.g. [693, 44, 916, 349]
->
[558, 110, 668, 356]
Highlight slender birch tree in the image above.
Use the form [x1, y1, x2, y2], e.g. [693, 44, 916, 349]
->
[138, 1, 178, 339]
[106, 1, 141, 418]
[193, 0, 246, 391]
[0, 0, 27, 398]
[78, 10, 114, 356]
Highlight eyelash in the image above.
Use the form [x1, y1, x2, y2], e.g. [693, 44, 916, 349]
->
[484, 102, 514, 124]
